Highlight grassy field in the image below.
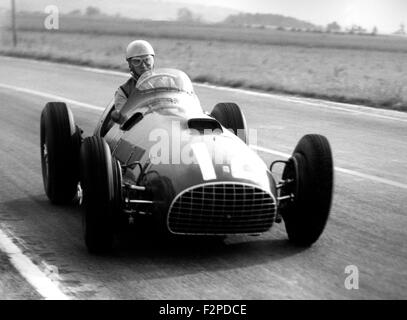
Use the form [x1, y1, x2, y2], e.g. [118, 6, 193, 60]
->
[1, 13, 407, 111]
[14, 13, 407, 53]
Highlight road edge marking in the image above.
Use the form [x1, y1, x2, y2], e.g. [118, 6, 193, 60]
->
[0, 83, 104, 111]
[0, 227, 70, 300]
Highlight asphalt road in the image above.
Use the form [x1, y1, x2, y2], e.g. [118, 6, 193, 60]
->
[0, 56, 406, 299]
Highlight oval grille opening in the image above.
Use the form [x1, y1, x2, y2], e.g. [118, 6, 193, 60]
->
[168, 183, 276, 235]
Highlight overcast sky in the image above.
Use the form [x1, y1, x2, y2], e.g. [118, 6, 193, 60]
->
[164, 0, 406, 33]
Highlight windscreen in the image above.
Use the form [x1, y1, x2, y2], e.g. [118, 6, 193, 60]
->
[136, 68, 195, 94]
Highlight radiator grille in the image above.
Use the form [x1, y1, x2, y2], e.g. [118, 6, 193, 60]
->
[168, 183, 276, 235]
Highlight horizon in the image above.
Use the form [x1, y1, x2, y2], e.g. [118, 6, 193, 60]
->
[163, 0, 406, 34]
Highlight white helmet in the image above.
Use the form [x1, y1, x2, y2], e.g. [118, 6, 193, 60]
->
[126, 40, 155, 60]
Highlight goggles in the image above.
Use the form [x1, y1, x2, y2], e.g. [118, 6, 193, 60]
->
[129, 55, 154, 67]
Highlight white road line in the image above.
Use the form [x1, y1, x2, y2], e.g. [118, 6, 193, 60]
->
[251, 145, 291, 159]
[1, 83, 406, 190]
[334, 167, 407, 190]
[1, 56, 406, 123]
[80, 66, 129, 77]
[0, 228, 69, 300]
[251, 145, 407, 190]
[198, 83, 407, 123]
[0, 83, 104, 112]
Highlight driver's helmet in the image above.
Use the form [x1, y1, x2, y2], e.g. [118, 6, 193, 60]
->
[126, 40, 155, 60]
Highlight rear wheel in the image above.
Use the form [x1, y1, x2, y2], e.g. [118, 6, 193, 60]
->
[280, 134, 334, 246]
[40, 102, 81, 204]
[80, 136, 121, 253]
[210, 102, 248, 144]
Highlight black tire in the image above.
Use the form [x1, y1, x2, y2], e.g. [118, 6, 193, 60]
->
[142, 176, 176, 237]
[80, 136, 121, 253]
[281, 134, 334, 246]
[210, 102, 248, 144]
[40, 102, 81, 204]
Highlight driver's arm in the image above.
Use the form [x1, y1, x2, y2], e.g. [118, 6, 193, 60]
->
[114, 87, 128, 112]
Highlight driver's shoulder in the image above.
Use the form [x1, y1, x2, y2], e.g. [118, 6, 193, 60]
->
[120, 77, 138, 98]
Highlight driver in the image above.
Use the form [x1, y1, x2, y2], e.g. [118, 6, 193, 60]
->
[114, 40, 155, 112]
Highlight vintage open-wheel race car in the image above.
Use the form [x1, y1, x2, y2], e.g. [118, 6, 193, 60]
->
[40, 68, 334, 253]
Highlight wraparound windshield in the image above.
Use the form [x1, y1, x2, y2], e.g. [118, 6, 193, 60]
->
[136, 68, 195, 94]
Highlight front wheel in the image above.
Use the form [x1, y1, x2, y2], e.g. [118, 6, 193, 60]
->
[280, 134, 334, 246]
[80, 136, 122, 253]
